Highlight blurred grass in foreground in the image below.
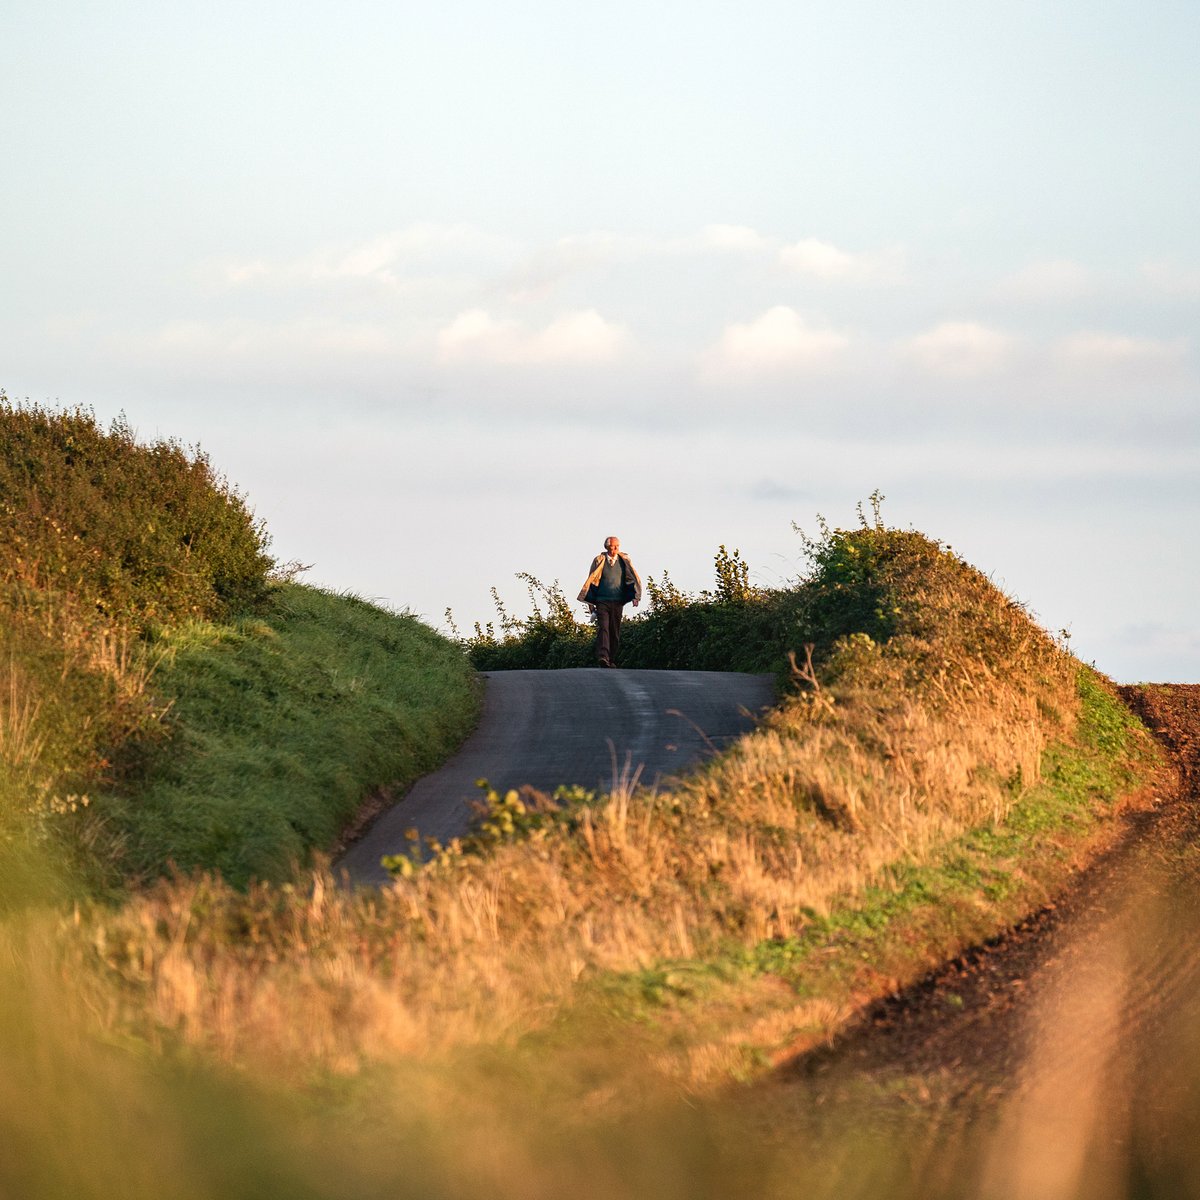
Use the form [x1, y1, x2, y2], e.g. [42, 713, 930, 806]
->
[8, 857, 1200, 1200]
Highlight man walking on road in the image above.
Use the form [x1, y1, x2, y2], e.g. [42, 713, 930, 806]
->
[578, 535, 642, 668]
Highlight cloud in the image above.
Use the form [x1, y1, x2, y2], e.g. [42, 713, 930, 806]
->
[218, 223, 520, 289]
[501, 225, 774, 301]
[778, 238, 905, 283]
[900, 320, 1019, 377]
[436, 308, 631, 365]
[701, 306, 852, 376]
[699, 224, 770, 252]
[221, 259, 272, 285]
[133, 317, 396, 360]
[997, 258, 1096, 302]
[1139, 260, 1200, 297]
[501, 231, 652, 301]
[1055, 330, 1190, 374]
[102, 316, 408, 392]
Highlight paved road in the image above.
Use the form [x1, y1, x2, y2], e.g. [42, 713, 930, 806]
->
[336, 667, 776, 886]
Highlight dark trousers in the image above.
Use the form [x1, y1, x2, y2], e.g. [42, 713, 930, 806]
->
[595, 601, 624, 665]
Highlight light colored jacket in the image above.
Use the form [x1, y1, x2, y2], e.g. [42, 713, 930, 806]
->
[578, 552, 642, 606]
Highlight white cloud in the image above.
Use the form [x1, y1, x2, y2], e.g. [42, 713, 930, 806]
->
[701, 306, 852, 376]
[218, 223, 520, 290]
[1139, 260, 1200, 297]
[901, 320, 1018, 377]
[997, 258, 1096, 302]
[1056, 330, 1189, 372]
[699, 224, 769, 252]
[778, 238, 905, 283]
[102, 316, 406, 390]
[436, 308, 630, 365]
[221, 259, 272, 285]
[502, 225, 775, 301]
[501, 231, 650, 301]
[134, 317, 396, 359]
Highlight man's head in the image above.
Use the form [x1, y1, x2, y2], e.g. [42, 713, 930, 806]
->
[604, 536, 620, 556]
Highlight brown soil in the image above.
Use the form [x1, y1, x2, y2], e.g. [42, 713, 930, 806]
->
[771, 685, 1200, 1112]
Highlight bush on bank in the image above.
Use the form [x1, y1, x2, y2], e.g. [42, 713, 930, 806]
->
[0, 397, 272, 625]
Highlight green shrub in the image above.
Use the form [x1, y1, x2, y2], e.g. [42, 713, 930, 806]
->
[0, 397, 272, 625]
[455, 497, 900, 675]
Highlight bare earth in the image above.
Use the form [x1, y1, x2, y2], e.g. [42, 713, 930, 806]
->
[772, 685, 1200, 1142]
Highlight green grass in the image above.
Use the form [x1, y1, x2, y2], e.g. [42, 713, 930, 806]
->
[93, 584, 480, 887]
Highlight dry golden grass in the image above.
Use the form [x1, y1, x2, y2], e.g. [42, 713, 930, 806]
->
[0, 577, 165, 847]
[65, 531, 1090, 1086]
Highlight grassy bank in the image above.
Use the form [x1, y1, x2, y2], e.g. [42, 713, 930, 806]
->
[95, 584, 480, 887]
[457, 500, 934, 677]
[0, 398, 273, 894]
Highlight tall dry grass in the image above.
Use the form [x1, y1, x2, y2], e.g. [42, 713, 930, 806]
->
[67, 530, 1092, 1082]
[0, 580, 165, 869]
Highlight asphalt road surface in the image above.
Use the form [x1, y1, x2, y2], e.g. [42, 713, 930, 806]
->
[336, 667, 776, 886]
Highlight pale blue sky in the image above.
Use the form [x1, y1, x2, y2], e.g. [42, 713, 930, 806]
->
[4, 1, 1198, 679]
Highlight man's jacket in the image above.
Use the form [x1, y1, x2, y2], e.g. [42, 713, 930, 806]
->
[578, 552, 643, 606]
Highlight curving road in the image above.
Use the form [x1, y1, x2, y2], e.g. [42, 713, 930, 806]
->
[336, 667, 776, 886]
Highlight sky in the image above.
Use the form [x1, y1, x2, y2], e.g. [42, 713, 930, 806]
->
[3, 0, 1198, 682]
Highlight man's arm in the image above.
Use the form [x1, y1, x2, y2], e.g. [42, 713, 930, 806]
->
[577, 554, 604, 605]
[622, 554, 643, 607]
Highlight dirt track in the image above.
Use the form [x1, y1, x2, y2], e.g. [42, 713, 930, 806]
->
[776, 685, 1200, 1128]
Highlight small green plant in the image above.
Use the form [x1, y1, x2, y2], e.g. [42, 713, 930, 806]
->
[709, 544, 756, 604]
[643, 569, 690, 611]
[383, 778, 599, 878]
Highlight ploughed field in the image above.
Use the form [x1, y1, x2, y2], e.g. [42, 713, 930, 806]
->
[758, 684, 1200, 1192]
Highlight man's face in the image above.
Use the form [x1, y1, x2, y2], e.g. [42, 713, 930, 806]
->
[605, 537, 619, 556]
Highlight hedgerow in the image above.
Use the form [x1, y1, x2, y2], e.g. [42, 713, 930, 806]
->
[452, 494, 952, 676]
